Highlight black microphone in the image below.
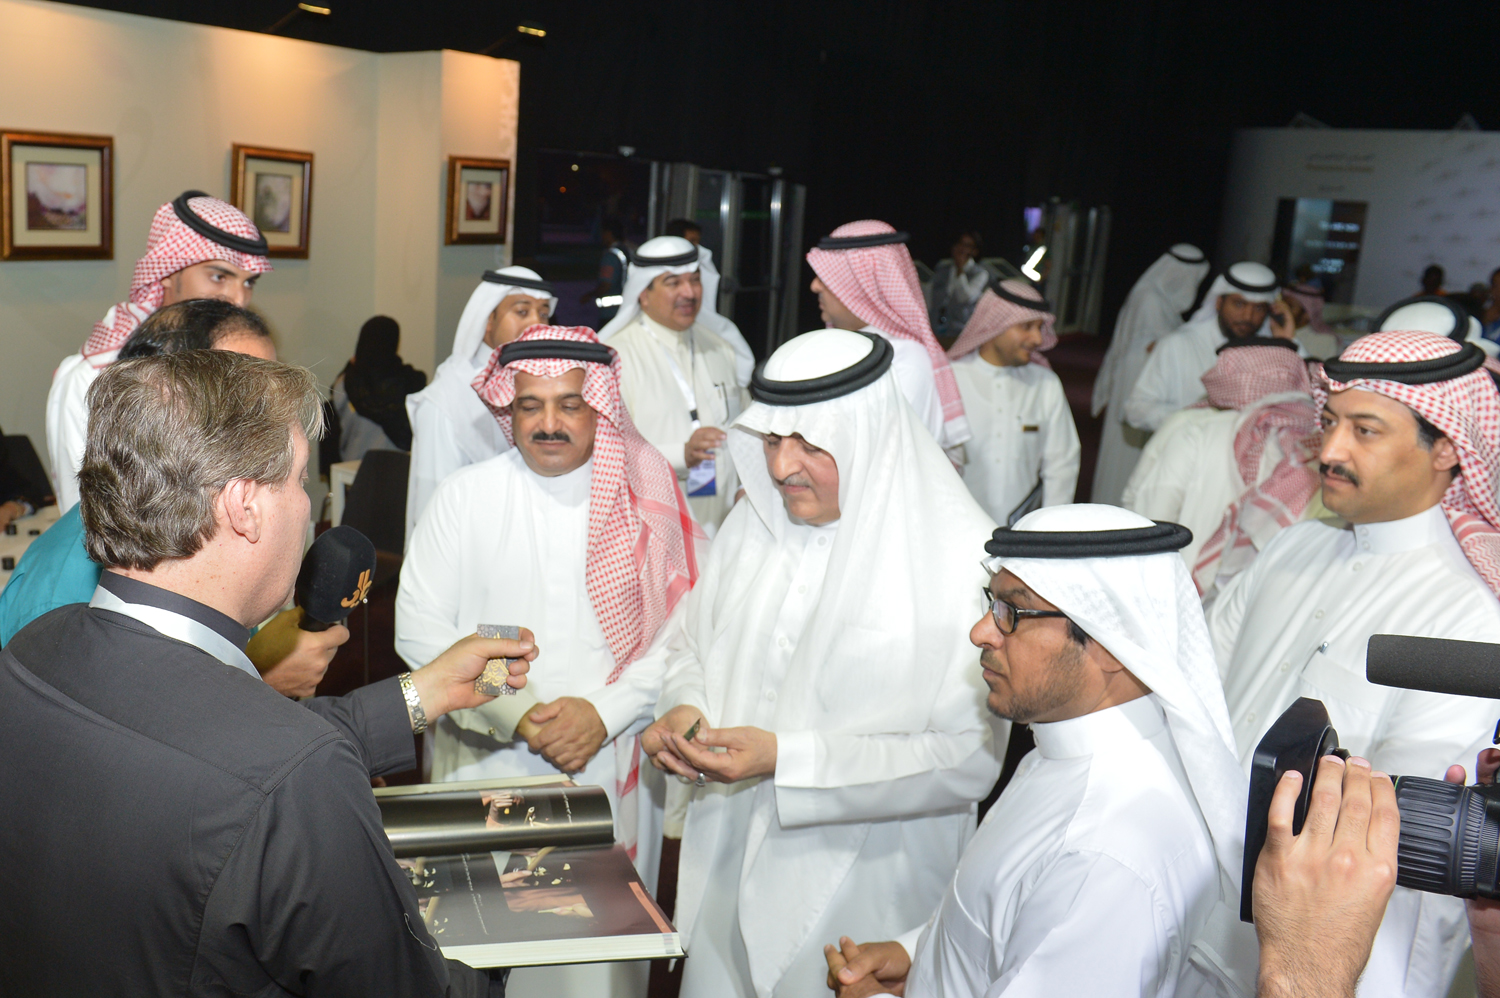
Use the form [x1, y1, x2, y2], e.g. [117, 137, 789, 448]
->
[1366, 634, 1500, 700]
[295, 525, 377, 632]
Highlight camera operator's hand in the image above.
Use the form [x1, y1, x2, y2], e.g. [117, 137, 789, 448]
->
[412, 630, 537, 720]
[1447, 749, 1500, 998]
[1253, 755, 1399, 998]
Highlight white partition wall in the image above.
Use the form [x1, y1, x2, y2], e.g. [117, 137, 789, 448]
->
[0, 0, 518, 472]
[1220, 127, 1500, 307]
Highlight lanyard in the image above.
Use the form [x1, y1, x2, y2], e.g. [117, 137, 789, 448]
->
[89, 584, 261, 680]
[660, 333, 702, 429]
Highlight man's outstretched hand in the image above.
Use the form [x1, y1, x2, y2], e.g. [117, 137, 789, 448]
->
[1253, 755, 1399, 998]
[412, 629, 537, 720]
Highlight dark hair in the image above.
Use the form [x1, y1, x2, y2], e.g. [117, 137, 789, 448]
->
[665, 218, 701, 239]
[955, 230, 984, 256]
[1066, 618, 1091, 648]
[1414, 411, 1444, 451]
[119, 299, 272, 360]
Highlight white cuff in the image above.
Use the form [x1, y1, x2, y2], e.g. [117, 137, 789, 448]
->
[581, 682, 649, 742]
[773, 730, 818, 788]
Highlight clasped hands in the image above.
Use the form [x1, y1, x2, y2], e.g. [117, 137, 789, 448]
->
[642, 704, 778, 784]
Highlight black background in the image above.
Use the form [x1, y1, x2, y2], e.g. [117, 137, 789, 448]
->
[58, 0, 1500, 329]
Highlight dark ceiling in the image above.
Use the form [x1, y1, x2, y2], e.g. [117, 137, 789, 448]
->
[57, 0, 1500, 328]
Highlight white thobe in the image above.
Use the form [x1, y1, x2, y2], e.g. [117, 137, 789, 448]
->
[1123, 405, 1306, 573]
[950, 354, 1080, 524]
[662, 519, 1000, 998]
[1092, 293, 1192, 505]
[45, 351, 111, 513]
[610, 314, 746, 531]
[1123, 318, 1228, 433]
[1208, 505, 1500, 998]
[862, 325, 946, 445]
[900, 696, 1219, 998]
[403, 343, 509, 542]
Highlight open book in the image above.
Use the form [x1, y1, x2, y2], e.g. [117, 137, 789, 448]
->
[375, 776, 682, 968]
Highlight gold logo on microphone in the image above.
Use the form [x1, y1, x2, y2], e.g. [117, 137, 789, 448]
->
[341, 569, 373, 608]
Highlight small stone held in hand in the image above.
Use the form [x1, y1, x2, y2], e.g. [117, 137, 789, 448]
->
[475, 624, 521, 696]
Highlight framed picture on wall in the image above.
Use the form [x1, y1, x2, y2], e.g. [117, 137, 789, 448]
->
[231, 144, 313, 258]
[446, 156, 509, 245]
[1, 129, 113, 261]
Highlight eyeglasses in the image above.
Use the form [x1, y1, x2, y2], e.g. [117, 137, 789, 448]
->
[982, 586, 1071, 635]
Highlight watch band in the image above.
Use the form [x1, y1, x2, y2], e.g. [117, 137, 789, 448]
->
[399, 672, 428, 734]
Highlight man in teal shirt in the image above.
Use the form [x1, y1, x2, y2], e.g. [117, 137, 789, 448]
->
[0, 503, 93, 646]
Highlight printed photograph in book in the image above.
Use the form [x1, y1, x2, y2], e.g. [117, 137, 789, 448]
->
[398, 845, 671, 948]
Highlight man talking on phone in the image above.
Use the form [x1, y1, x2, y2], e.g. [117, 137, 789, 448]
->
[1126, 261, 1300, 433]
[0, 350, 535, 997]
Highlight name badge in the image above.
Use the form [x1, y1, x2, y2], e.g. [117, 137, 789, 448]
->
[687, 456, 717, 497]
[1022, 425, 1040, 433]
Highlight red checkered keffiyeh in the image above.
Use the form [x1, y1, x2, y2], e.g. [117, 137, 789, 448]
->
[473, 325, 704, 860]
[473, 324, 704, 672]
[83, 195, 270, 364]
[945, 282, 1058, 367]
[1315, 329, 1500, 596]
[806, 219, 968, 441]
[1191, 345, 1321, 594]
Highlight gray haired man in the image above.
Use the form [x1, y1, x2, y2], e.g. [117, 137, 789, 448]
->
[0, 350, 534, 996]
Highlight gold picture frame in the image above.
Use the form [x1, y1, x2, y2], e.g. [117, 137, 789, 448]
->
[231, 144, 313, 258]
[446, 155, 509, 245]
[2, 129, 113, 261]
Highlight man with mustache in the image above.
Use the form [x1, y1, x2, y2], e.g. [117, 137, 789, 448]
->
[396, 325, 703, 997]
[600, 236, 747, 531]
[641, 328, 1002, 998]
[1125, 261, 1297, 433]
[1205, 328, 1500, 997]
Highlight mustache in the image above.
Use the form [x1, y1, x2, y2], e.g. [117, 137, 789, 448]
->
[530, 430, 572, 443]
[1320, 462, 1360, 487]
[774, 472, 813, 489]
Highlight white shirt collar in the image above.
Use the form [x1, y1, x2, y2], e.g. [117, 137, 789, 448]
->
[640, 310, 696, 347]
[1030, 694, 1165, 761]
[523, 455, 593, 503]
[1350, 503, 1451, 556]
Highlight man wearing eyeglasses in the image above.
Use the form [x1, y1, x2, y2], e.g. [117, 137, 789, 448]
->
[826, 504, 1253, 998]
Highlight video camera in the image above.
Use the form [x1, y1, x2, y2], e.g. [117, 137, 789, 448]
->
[1241, 634, 1500, 923]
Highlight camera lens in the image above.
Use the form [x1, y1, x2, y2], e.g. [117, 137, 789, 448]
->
[1392, 777, 1500, 897]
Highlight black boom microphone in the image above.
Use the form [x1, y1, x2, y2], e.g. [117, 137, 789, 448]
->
[1366, 634, 1500, 700]
[295, 525, 377, 631]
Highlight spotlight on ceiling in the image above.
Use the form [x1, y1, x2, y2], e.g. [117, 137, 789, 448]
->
[264, 2, 329, 33]
[482, 21, 549, 56]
